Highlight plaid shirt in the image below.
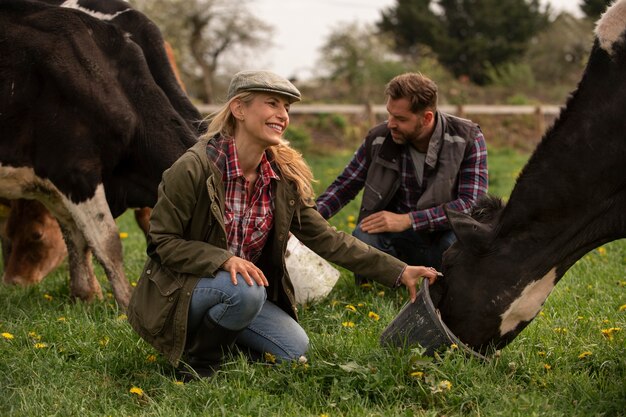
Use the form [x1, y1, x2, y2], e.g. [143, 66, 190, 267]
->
[316, 129, 488, 231]
[213, 137, 279, 262]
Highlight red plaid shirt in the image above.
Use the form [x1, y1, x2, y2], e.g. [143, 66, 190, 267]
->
[215, 138, 278, 263]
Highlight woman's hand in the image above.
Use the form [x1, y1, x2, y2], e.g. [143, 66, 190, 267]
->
[221, 256, 269, 287]
[399, 266, 441, 303]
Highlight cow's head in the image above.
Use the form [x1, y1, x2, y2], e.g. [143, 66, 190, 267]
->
[2, 199, 66, 286]
[434, 196, 556, 353]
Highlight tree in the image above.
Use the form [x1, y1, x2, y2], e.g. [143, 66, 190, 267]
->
[580, 0, 613, 20]
[378, 0, 550, 85]
[130, 0, 272, 103]
[314, 22, 420, 103]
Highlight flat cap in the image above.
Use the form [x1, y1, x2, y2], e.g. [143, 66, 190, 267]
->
[227, 70, 301, 103]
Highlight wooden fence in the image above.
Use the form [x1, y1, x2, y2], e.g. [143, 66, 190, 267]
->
[197, 103, 561, 134]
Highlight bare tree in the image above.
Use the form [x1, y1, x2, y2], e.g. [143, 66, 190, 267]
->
[131, 0, 272, 103]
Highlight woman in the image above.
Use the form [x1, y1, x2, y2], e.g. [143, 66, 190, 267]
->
[127, 70, 439, 379]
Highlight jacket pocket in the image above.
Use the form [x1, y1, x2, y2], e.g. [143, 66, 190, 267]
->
[130, 260, 183, 336]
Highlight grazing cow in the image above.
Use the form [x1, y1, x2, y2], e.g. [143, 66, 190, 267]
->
[0, 0, 198, 308]
[2, 200, 67, 286]
[435, 0, 626, 354]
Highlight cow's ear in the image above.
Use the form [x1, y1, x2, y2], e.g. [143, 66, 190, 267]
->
[445, 207, 493, 254]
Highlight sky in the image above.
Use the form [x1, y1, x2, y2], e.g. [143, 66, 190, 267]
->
[249, 0, 584, 80]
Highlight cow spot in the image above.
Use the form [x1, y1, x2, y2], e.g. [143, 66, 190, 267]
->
[499, 268, 557, 335]
[595, 0, 626, 55]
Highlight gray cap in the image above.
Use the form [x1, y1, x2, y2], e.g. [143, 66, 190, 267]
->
[227, 70, 301, 103]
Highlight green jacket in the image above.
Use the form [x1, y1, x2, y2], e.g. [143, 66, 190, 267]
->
[127, 136, 406, 366]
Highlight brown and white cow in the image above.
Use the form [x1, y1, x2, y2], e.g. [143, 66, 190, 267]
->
[0, 0, 198, 309]
[435, 0, 626, 354]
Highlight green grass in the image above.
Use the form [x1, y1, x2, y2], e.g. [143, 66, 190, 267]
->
[0, 147, 624, 416]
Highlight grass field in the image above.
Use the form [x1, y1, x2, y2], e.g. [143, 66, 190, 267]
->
[0, 147, 624, 416]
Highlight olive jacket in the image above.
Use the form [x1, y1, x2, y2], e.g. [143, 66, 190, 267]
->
[127, 136, 406, 367]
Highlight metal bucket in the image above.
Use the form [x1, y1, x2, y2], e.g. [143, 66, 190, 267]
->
[380, 279, 489, 361]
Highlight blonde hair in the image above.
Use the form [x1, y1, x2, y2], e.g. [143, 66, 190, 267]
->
[201, 92, 316, 204]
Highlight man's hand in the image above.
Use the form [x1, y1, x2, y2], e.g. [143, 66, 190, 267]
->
[400, 266, 441, 303]
[360, 211, 411, 233]
[221, 256, 268, 287]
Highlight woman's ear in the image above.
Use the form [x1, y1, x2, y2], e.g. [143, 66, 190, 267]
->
[229, 99, 245, 121]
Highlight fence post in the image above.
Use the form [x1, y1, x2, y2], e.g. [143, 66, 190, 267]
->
[534, 105, 545, 139]
[456, 104, 465, 118]
[365, 101, 376, 126]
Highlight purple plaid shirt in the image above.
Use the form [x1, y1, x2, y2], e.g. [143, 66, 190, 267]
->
[316, 129, 488, 231]
[213, 137, 278, 262]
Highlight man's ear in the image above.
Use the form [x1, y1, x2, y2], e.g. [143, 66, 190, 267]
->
[423, 110, 435, 125]
[444, 206, 493, 254]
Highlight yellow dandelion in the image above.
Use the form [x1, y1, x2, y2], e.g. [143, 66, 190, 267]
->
[2, 332, 14, 340]
[342, 321, 355, 328]
[601, 327, 621, 340]
[174, 380, 184, 386]
[264, 352, 277, 364]
[587, 284, 593, 290]
[618, 304, 626, 312]
[357, 302, 365, 307]
[450, 343, 459, 350]
[553, 327, 568, 334]
[377, 291, 385, 297]
[119, 232, 129, 239]
[99, 337, 109, 346]
[43, 294, 53, 301]
[129, 386, 144, 396]
[368, 311, 380, 321]
[57, 317, 66, 322]
[410, 371, 424, 378]
[597, 246, 607, 256]
[34, 343, 48, 349]
[543, 363, 552, 370]
[28, 331, 41, 340]
[578, 351, 592, 359]
[537, 351, 546, 356]
[320, 414, 330, 417]
[146, 354, 157, 363]
[538, 311, 545, 316]
[618, 281, 626, 287]
[345, 304, 357, 312]
[347, 215, 356, 223]
[602, 319, 610, 324]
[360, 283, 372, 289]
[117, 314, 128, 321]
[131, 282, 137, 287]
[438, 380, 452, 390]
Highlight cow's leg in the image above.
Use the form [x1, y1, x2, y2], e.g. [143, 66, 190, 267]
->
[61, 185, 131, 310]
[59, 222, 103, 302]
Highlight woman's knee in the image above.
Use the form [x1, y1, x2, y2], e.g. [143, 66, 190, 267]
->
[229, 281, 267, 321]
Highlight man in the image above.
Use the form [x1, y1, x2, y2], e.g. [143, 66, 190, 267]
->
[316, 73, 488, 283]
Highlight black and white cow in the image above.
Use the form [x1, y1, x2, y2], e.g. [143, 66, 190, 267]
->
[0, 0, 198, 309]
[436, 0, 626, 353]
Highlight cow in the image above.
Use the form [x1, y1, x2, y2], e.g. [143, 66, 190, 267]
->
[0, 0, 195, 288]
[434, 0, 626, 354]
[0, 0, 199, 309]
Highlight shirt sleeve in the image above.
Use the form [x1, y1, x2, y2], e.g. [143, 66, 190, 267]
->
[409, 130, 488, 231]
[315, 141, 369, 219]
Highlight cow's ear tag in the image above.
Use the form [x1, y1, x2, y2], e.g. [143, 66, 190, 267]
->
[445, 207, 493, 254]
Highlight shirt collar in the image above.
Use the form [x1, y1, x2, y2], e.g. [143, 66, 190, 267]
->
[225, 138, 280, 183]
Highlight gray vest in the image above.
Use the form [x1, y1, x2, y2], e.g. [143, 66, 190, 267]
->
[358, 112, 481, 223]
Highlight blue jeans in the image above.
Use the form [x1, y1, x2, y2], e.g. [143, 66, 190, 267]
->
[187, 271, 309, 361]
[352, 223, 456, 271]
